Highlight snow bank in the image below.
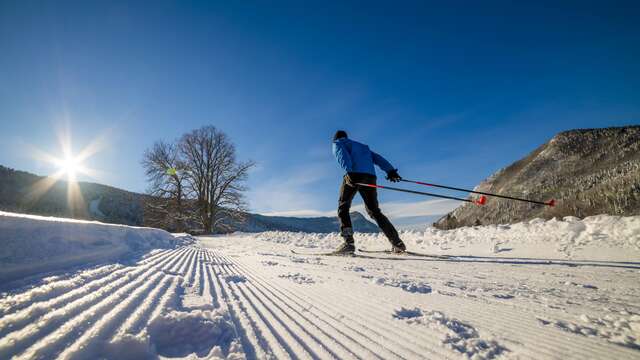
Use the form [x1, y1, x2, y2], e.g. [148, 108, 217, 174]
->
[420, 215, 640, 252]
[251, 215, 640, 261]
[0, 211, 181, 283]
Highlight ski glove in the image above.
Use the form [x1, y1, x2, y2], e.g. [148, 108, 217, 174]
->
[386, 169, 402, 182]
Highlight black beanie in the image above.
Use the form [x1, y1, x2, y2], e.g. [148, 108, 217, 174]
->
[333, 130, 348, 141]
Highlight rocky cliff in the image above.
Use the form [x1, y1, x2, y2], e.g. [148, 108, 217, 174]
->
[434, 125, 640, 229]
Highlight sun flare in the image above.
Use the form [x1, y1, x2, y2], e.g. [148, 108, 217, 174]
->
[55, 155, 83, 181]
[25, 125, 108, 217]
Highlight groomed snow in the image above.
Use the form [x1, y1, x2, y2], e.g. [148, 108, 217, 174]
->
[0, 213, 639, 359]
[0, 211, 192, 284]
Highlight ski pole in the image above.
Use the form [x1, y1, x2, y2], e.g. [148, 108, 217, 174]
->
[400, 179, 555, 207]
[357, 183, 486, 206]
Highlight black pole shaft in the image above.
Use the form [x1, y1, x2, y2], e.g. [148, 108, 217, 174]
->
[401, 179, 553, 206]
[357, 183, 481, 204]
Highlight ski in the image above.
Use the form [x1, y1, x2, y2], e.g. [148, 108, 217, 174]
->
[290, 249, 357, 257]
[292, 248, 454, 259]
[358, 249, 453, 259]
[291, 248, 460, 261]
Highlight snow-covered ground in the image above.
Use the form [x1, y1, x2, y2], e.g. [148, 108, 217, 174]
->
[0, 213, 639, 359]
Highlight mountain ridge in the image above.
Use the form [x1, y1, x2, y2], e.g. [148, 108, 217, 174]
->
[0, 165, 379, 233]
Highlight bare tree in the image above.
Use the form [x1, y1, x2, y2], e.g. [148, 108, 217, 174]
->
[141, 141, 189, 232]
[179, 126, 254, 233]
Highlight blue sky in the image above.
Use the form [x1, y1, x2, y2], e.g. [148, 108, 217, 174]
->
[1, 1, 639, 223]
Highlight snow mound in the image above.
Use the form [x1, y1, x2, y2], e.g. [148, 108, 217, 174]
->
[538, 314, 640, 350]
[104, 333, 154, 360]
[394, 307, 508, 359]
[147, 309, 238, 358]
[419, 215, 640, 258]
[171, 233, 198, 247]
[374, 277, 432, 294]
[105, 309, 243, 359]
[0, 211, 180, 283]
[279, 272, 315, 284]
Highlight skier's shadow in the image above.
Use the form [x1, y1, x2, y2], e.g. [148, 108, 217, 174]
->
[357, 252, 640, 270]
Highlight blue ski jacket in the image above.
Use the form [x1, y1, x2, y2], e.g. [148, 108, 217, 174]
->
[332, 138, 395, 176]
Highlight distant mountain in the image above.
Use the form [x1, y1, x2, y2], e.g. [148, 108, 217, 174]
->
[242, 212, 379, 233]
[0, 165, 378, 233]
[392, 215, 442, 231]
[434, 125, 640, 229]
[0, 166, 145, 225]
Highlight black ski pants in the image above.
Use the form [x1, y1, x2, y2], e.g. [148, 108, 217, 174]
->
[337, 173, 401, 245]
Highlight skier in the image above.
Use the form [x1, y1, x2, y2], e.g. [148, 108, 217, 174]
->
[332, 130, 406, 254]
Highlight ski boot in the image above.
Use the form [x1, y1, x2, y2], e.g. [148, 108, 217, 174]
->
[334, 227, 356, 255]
[390, 241, 406, 254]
[332, 241, 355, 255]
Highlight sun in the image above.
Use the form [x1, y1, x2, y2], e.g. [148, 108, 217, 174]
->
[57, 155, 82, 181]
[40, 126, 105, 184]
[25, 124, 108, 217]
